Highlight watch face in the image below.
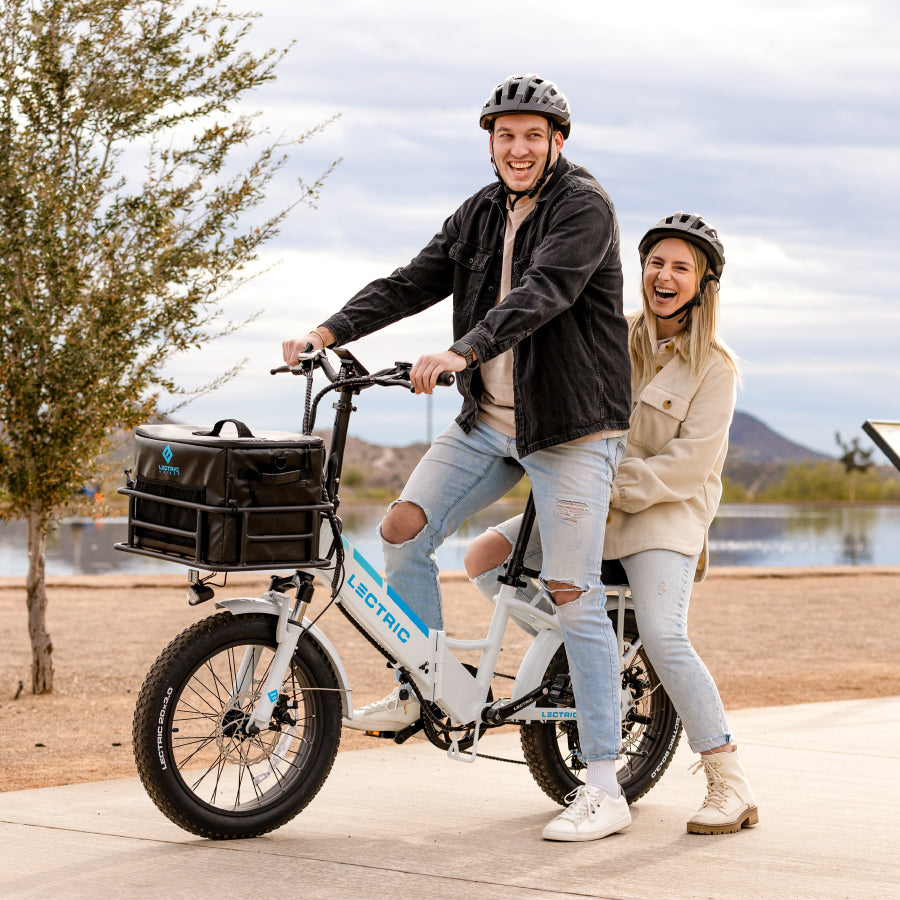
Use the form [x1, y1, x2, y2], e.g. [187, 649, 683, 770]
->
[452, 341, 474, 364]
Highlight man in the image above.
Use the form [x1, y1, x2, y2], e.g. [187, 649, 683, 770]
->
[282, 74, 632, 841]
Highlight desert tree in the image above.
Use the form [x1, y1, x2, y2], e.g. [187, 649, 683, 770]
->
[835, 431, 874, 504]
[0, 0, 337, 692]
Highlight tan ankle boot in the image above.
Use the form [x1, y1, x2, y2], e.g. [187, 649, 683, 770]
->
[687, 748, 758, 835]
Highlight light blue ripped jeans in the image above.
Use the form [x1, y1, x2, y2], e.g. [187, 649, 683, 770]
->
[473, 521, 732, 753]
[380, 419, 626, 761]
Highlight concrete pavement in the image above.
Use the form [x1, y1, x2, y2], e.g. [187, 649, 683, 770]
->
[2, 696, 899, 899]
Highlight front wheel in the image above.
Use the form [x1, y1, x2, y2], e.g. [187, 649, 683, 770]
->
[521, 608, 682, 805]
[133, 612, 342, 839]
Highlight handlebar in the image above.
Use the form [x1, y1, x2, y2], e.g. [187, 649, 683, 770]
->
[270, 350, 455, 392]
[271, 347, 454, 436]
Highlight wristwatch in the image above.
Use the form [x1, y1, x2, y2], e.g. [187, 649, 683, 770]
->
[449, 339, 478, 368]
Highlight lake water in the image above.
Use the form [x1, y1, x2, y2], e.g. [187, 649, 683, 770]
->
[1, 502, 899, 577]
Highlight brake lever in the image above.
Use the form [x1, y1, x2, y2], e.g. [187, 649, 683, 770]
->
[270, 347, 330, 378]
[392, 361, 455, 390]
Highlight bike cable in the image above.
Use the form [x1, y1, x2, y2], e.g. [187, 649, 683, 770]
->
[302, 365, 315, 434]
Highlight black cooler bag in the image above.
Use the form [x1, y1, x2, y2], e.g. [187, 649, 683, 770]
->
[124, 419, 327, 570]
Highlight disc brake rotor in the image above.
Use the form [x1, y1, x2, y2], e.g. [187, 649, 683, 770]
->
[216, 691, 274, 766]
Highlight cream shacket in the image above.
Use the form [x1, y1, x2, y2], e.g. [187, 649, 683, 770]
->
[603, 336, 737, 580]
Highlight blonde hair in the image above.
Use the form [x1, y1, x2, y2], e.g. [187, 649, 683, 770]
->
[629, 238, 741, 385]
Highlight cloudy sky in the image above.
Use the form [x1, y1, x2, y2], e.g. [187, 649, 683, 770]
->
[166, 0, 899, 459]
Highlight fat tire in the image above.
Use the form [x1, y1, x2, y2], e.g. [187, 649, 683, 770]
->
[521, 609, 681, 805]
[133, 612, 341, 839]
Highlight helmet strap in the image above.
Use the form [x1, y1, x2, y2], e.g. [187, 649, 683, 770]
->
[655, 272, 718, 326]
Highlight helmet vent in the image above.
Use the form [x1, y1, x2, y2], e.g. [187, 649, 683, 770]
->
[481, 74, 571, 139]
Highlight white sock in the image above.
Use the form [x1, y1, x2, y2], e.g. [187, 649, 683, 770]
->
[586, 759, 619, 798]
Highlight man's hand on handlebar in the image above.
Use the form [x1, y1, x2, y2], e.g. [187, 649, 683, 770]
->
[410, 350, 467, 395]
[282, 326, 335, 365]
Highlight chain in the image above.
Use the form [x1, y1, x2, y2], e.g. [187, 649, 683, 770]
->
[459, 750, 528, 766]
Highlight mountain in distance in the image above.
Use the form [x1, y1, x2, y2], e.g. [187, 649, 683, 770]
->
[724, 411, 833, 496]
[727, 411, 831, 464]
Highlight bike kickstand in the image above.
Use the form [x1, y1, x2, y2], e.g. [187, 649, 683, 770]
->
[447, 725, 482, 764]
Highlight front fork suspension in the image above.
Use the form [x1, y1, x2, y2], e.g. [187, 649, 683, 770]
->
[241, 575, 315, 735]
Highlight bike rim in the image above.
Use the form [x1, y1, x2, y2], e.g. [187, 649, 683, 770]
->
[543, 638, 673, 786]
[164, 639, 325, 815]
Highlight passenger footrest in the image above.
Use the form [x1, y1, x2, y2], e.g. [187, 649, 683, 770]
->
[547, 673, 574, 707]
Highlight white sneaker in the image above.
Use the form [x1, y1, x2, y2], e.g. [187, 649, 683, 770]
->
[542, 785, 632, 842]
[352, 685, 421, 731]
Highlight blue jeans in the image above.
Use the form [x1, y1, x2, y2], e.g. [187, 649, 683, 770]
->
[381, 420, 625, 761]
[621, 550, 732, 752]
[473, 523, 732, 754]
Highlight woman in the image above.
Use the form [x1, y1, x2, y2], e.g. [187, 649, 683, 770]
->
[465, 212, 758, 836]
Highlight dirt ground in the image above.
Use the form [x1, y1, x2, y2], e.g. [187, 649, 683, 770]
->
[2, 566, 899, 793]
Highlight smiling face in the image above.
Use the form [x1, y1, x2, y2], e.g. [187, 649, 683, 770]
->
[489, 113, 563, 193]
[642, 237, 702, 338]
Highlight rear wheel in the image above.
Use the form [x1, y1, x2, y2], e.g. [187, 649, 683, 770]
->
[133, 612, 342, 838]
[521, 608, 681, 805]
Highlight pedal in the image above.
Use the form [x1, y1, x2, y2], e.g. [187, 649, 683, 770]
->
[392, 720, 424, 744]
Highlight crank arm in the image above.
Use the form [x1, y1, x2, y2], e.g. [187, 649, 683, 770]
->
[480, 679, 554, 725]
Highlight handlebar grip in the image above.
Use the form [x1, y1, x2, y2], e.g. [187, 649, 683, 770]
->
[437, 372, 455, 387]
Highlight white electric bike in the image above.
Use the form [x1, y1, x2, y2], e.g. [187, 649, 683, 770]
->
[124, 347, 682, 839]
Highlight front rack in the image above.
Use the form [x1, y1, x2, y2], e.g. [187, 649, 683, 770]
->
[114, 484, 335, 573]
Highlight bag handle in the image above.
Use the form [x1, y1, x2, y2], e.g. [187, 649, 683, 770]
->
[195, 419, 254, 438]
[238, 467, 308, 485]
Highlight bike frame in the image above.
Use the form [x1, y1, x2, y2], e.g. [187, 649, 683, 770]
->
[225, 348, 642, 761]
[222, 537, 638, 760]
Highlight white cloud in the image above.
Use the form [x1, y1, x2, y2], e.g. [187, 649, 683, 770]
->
[152, 0, 900, 457]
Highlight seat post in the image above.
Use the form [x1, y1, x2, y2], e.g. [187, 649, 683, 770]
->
[497, 491, 537, 588]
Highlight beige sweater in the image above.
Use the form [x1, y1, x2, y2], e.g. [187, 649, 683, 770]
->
[603, 337, 737, 580]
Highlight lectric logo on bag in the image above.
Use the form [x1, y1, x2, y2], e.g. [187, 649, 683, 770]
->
[158, 444, 180, 476]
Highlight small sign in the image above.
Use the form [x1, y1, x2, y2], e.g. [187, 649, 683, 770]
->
[863, 420, 900, 473]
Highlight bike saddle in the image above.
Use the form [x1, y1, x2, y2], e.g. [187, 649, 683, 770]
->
[601, 557, 628, 586]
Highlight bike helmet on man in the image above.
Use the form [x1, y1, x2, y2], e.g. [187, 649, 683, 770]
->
[481, 74, 571, 208]
[638, 212, 725, 325]
[480, 73, 571, 138]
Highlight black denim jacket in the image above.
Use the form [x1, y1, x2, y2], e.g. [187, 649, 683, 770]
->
[320, 155, 631, 457]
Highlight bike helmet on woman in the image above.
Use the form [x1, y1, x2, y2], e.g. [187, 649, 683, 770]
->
[638, 212, 725, 279]
[479, 73, 571, 138]
[638, 212, 726, 325]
